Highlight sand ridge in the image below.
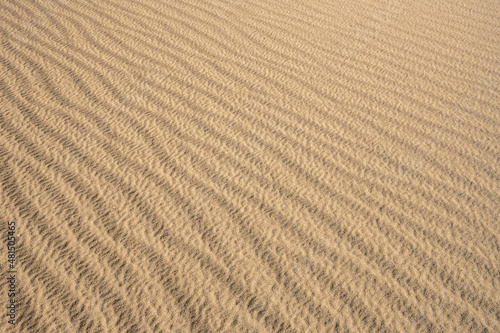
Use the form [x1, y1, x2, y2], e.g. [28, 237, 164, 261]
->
[0, 0, 499, 331]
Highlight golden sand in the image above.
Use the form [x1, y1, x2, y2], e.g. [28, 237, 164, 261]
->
[1, 0, 499, 331]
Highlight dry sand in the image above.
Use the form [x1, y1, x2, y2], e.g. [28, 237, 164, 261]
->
[1, 0, 499, 332]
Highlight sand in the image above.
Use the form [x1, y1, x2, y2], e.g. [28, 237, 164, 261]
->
[0, 0, 499, 332]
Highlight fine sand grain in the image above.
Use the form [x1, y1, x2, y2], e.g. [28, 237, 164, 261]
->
[1, 0, 499, 332]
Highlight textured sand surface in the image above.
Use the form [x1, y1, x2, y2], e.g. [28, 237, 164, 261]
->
[1, 0, 499, 332]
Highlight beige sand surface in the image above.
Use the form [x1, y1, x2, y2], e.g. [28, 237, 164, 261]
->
[1, 0, 499, 331]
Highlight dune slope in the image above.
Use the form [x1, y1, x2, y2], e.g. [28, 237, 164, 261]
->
[1, 0, 499, 332]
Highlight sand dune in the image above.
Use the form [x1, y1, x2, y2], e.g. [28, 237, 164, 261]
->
[1, 0, 499, 331]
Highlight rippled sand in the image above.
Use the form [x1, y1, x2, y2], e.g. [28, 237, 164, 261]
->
[1, 0, 499, 331]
